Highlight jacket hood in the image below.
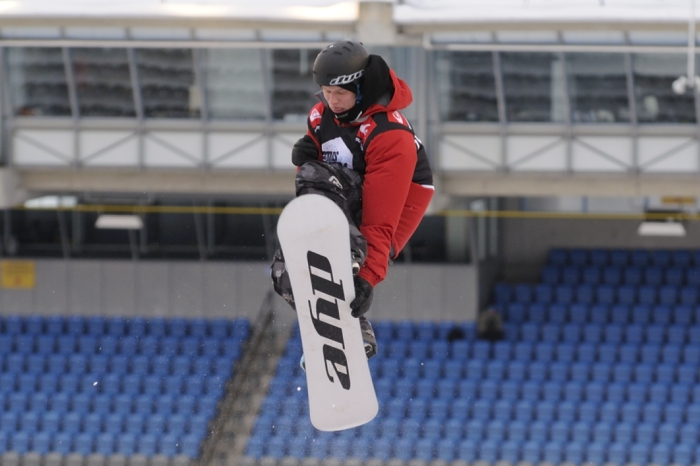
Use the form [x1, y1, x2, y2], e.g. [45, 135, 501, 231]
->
[362, 68, 413, 118]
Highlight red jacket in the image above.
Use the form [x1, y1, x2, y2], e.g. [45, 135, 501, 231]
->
[306, 70, 434, 287]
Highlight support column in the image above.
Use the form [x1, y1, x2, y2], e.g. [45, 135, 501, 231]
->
[445, 198, 470, 263]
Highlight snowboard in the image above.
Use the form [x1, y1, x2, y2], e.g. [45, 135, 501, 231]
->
[277, 194, 379, 431]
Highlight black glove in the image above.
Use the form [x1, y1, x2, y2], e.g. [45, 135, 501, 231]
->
[350, 275, 373, 318]
[291, 135, 318, 167]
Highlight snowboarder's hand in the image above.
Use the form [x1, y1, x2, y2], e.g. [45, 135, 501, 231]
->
[291, 135, 318, 166]
[350, 275, 373, 318]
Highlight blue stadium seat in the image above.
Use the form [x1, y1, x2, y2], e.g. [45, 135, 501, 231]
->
[617, 285, 636, 306]
[582, 265, 602, 285]
[561, 324, 580, 343]
[590, 422, 612, 444]
[534, 284, 553, 304]
[136, 433, 158, 456]
[595, 285, 615, 305]
[525, 303, 548, 324]
[527, 361, 547, 381]
[504, 420, 526, 442]
[671, 249, 692, 266]
[562, 267, 580, 285]
[629, 443, 650, 466]
[651, 304, 672, 325]
[588, 249, 608, 266]
[86, 316, 105, 335]
[575, 284, 595, 304]
[66, 316, 86, 335]
[576, 342, 596, 363]
[514, 400, 534, 421]
[569, 249, 588, 266]
[659, 286, 679, 306]
[679, 287, 698, 306]
[606, 383, 625, 403]
[688, 268, 700, 286]
[602, 266, 622, 285]
[542, 441, 563, 464]
[607, 442, 628, 465]
[541, 323, 561, 343]
[581, 324, 602, 344]
[542, 265, 560, 285]
[549, 249, 568, 266]
[83, 412, 102, 433]
[623, 267, 642, 285]
[493, 283, 512, 305]
[519, 323, 539, 342]
[98, 335, 118, 355]
[586, 442, 607, 465]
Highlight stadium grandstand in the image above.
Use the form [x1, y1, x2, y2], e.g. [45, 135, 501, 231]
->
[1, 1, 700, 466]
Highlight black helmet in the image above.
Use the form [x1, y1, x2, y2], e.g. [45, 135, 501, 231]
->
[313, 40, 369, 87]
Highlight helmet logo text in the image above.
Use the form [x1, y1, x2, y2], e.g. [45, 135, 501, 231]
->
[329, 70, 364, 86]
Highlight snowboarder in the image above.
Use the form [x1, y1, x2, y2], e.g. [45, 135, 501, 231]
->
[272, 39, 434, 364]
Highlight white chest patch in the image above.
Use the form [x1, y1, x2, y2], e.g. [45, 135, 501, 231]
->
[322, 137, 354, 169]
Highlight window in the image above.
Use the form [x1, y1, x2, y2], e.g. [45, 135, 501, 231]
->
[633, 53, 695, 123]
[71, 48, 135, 117]
[136, 49, 197, 119]
[435, 51, 498, 122]
[502, 52, 566, 122]
[203, 49, 266, 120]
[7, 48, 71, 117]
[566, 53, 630, 123]
[271, 49, 321, 121]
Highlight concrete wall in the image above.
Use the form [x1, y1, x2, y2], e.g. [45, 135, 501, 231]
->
[0, 259, 478, 323]
[499, 217, 700, 283]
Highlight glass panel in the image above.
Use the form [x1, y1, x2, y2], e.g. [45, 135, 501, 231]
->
[6, 48, 71, 117]
[566, 53, 630, 123]
[390, 47, 419, 121]
[71, 48, 135, 117]
[271, 49, 321, 121]
[135, 49, 197, 119]
[202, 49, 266, 120]
[435, 51, 498, 122]
[501, 52, 566, 122]
[633, 53, 695, 123]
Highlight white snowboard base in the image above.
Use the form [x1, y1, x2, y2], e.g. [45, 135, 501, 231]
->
[277, 194, 378, 431]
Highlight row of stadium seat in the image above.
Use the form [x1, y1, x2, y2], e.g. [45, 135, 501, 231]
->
[0, 431, 202, 457]
[265, 393, 700, 424]
[271, 376, 700, 406]
[0, 410, 210, 436]
[541, 264, 700, 286]
[494, 282, 700, 306]
[499, 301, 700, 325]
[0, 334, 243, 356]
[500, 321, 697, 345]
[0, 316, 249, 338]
[249, 430, 700, 465]
[256, 407, 700, 442]
[384, 341, 697, 365]
[0, 354, 235, 377]
[0, 392, 219, 415]
[0, 373, 226, 396]
[546, 248, 700, 268]
[286, 339, 700, 365]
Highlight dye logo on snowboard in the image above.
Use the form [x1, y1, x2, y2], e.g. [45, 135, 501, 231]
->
[307, 251, 351, 390]
[277, 194, 378, 431]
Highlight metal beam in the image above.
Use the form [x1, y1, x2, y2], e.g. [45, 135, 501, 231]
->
[442, 172, 700, 197]
[0, 48, 7, 166]
[491, 50, 507, 170]
[61, 47, 80, 167]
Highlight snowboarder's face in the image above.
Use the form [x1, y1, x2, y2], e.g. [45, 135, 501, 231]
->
[321, 86, 356, 114]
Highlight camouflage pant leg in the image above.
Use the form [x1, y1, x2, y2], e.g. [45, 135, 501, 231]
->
[270, 249, 296, 311]
[271, 161, 368, 311]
